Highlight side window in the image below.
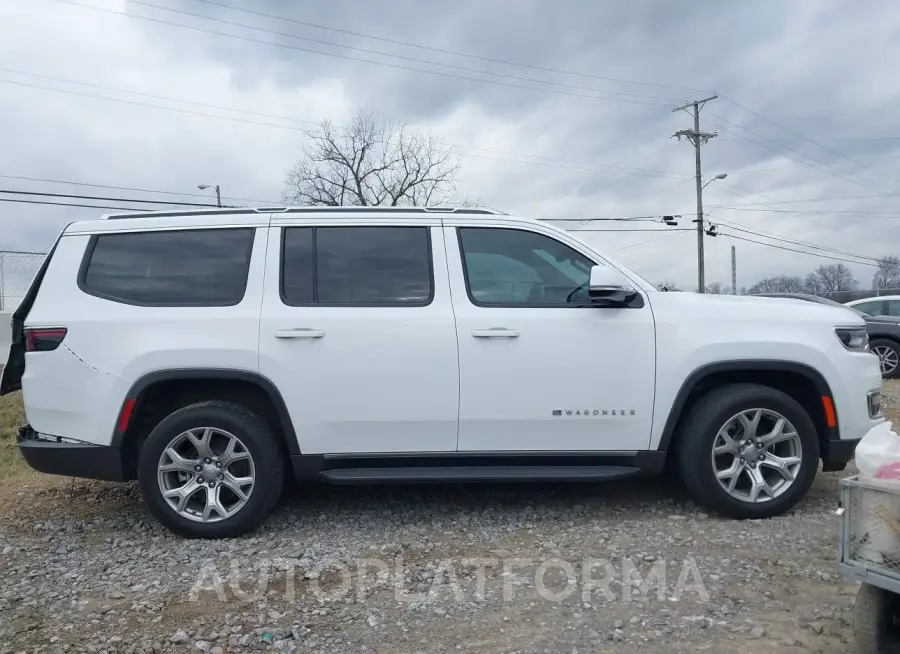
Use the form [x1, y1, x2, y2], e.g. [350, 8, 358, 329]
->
[457, 227, 598, 306]
[855, 300, 885, 316]
[81, 228, 254, 306]
[886, 300, 900, 317]
[281, 226, 433, 306]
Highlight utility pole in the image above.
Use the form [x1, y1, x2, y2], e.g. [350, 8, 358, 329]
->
[673, 95, 718, 293]
[731, 245, 737, 295]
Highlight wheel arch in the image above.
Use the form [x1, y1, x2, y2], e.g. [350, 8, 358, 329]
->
[869, 332, 900, 347]
[868, 334, 900, 373]
[657, 360, 837, 454]
[113, 368, 299, 478]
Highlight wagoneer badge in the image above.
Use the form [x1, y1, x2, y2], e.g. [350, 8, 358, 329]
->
[552, 409, 636, 417]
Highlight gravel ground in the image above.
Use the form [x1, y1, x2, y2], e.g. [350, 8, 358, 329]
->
[3, 384, 899, 653]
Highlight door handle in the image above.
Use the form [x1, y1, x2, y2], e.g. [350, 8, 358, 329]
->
[274, 328, 325, 339]
[471, 328, 520, 338]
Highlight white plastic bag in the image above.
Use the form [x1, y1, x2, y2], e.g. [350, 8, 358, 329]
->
[855, 421, 900, 478]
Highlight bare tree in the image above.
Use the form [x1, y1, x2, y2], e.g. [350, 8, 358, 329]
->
[747, 275, 805, 294]
[655, 280, 681, 291]
[873, 255, 900, 290]
[803, 272, 823, 296]
[704, 281, 729, 294]
[282, 108, 470, 207]
[807, 264, 858, 296]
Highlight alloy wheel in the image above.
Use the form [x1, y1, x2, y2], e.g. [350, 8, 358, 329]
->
[872, 344, 899, 376]
[156, 427, 255, 523]
[710, 408, 803, 504]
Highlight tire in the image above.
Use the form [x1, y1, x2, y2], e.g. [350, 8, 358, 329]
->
[854, 582, 900, 654]
[138, 400, 286, 539]
[675, 383, 820, 519]
[870, 338, 900, 379]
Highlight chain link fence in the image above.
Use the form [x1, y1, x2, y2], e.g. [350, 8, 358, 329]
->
[0, 250, 47, 311]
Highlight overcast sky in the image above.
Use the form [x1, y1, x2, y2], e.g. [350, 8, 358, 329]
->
[2, 0, 900, 293]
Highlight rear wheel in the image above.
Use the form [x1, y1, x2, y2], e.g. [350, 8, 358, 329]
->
[871, 338, 900, 379]
[675, 383, 819, 519]
[138, 401, 285, 538]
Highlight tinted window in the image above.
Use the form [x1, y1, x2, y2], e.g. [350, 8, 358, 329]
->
[885, 300, 900, 317]
[82, 228, 254, 306]
[281, 227, 314, 304]
[458, 227, 597, 306]
[281, 226, 432, 305]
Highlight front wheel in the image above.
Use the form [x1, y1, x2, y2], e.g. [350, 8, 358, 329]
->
[138, 401, 286, 538]
[675, 383, 819, 519]
[870, 338, 900, 379]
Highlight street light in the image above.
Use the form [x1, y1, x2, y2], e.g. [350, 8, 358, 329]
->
[701, 172, 727, 190]
[197, 184, 221, 207]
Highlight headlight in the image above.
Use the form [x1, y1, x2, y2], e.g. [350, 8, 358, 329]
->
[835, 326, 869, 351]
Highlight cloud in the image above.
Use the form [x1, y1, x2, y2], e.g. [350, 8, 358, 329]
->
[1, 0, 900, 293]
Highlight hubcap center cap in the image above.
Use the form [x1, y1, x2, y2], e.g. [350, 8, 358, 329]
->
[741, 443, 760, 461]
[201, 462, 219, 479]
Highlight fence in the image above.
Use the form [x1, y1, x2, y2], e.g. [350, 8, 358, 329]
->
[0, 250, 47, 311]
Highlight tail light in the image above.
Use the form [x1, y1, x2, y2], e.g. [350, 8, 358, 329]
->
[24, 327, 68, 352]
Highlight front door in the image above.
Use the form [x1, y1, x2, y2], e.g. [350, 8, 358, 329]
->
[445, 223, 656, 452]
[259, 222, 459, 454]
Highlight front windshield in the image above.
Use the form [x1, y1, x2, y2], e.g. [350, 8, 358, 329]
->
[812, 296, 870, 317]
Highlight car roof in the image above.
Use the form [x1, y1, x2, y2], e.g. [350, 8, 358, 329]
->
[847, 295, 900, 305]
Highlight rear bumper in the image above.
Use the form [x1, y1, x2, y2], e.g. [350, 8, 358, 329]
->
[17, 424, 127, 482]
[821, 436, 861, 472]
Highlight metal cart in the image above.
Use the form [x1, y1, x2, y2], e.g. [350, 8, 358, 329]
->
[839, 474, 900, 652]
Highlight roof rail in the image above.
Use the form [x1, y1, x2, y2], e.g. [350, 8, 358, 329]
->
[103, 205, 507, 220]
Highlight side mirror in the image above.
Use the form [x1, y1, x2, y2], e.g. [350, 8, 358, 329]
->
[588, 265, 639, 307]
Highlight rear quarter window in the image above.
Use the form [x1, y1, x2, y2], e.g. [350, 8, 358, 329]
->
[79, 227, 255, 306]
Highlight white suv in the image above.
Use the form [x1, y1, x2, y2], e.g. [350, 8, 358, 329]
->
[3, 207, 884, 538]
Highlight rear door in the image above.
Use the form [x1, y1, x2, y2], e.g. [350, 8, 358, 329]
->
[258, 218, 460, 454]
[0, 235, 62, 394]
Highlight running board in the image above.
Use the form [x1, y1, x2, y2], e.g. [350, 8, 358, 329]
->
[317, 465, 642, 484]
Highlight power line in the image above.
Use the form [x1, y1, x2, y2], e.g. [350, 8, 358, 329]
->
[126, 0, 682, 104]
[718, 94, 896, 183]
[0, 174, 277, 204]
[712, 220, 881, 263]
[705, 181, 853, 232]
[706, 113, 889, 193]
[184, 0, 708, 94]
[1, 72, 685, 181]
[453, 149, 687, 180]
[0, 67, 318, 127]
[566, 228, 693, 233]
[543, 215, 679, 224]
[0, 78, 311, 132]
[610, 231, 688, 252]
[0, 189, 219, 207]
[720, 232, 880, 268]
[57, 0, 674, 107]
[716, 192, 900, 206]
[709, 205, 899, 218]
[0, 197, 150, 211]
